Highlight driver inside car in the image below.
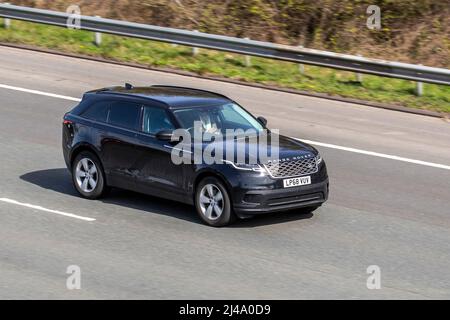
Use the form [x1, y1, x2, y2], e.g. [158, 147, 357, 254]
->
[199, 112, 219, 134]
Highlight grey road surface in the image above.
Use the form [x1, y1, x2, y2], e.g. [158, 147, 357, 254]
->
[0, 46, 449, 299]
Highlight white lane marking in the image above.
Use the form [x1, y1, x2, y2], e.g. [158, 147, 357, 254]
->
[0, 84, 81, 102]
[295, 138, 450, 171]
[0, 83, 449, 171]
[0, 198, 96, 222]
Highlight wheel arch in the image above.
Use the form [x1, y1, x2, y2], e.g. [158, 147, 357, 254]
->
[193, 170, 233, 205]
[70, 143, 103, 171]
[70, 143, 109, 198]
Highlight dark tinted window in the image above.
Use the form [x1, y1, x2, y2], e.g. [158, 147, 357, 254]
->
[81, 101, 110, 122]
[142, 106, 175, 134]
[108, 101, 141, 130]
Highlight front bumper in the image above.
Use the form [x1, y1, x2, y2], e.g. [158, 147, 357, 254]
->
[233, 179, 329, 216]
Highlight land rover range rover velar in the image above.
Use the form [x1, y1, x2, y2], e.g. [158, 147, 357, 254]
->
[62, 85, 329, 227]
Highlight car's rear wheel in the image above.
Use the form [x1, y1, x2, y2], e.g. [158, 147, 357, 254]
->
[72, 151, 107, 199]
[195, 177, 235, 227]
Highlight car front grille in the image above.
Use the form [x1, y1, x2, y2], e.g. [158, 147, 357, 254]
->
[263, 157, 319, 178]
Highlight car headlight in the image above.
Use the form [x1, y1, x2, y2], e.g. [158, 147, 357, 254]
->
[316, 153, 323, 165]
[223, 160, 266, 173]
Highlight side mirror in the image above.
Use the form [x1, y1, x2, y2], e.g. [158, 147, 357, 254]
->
[257, 116, 268, 127]
[156, 130, 175, 141]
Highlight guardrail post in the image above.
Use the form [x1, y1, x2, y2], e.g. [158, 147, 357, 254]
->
[298, 46, 305, 75]
[3, 3, 11, 29]
[299, 64, 305, 75]
[94, 16, 102, 46]
[415, 64, 424, 96]
[356, 54, 363, 83]
[416, 81, 423, 96]
[244, 37, 251, 67]
[192, 30, 199, 55]
[2, 17, 10, 29]
[356, 72, 363, 83]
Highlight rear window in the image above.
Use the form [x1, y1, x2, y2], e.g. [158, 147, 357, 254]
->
[108, 101, 141, 130]
[81, 101, 110, 122]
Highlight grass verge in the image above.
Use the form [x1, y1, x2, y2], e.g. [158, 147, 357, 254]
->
[0, 20, 449, 113]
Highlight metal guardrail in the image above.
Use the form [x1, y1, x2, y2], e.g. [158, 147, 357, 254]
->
[1, 3, 449, 86]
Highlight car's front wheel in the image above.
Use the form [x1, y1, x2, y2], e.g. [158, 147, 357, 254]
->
[72, 151, 107, 199]
[195, 177, 235, 227]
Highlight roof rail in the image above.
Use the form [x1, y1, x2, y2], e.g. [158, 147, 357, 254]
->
[151, 85, 230, 100]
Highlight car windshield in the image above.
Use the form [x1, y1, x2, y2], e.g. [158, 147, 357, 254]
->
[172, 103, 264, 136]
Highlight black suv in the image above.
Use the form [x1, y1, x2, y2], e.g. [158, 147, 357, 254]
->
[63, 85, 329, 226]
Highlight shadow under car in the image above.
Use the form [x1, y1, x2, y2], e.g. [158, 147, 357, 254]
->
[20, 168, 314, 227]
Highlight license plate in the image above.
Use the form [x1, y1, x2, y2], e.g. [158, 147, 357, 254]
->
[283, 176, 311, 188]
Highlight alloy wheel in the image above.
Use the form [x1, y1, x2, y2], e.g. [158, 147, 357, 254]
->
[199, 184, 224, 220]
[75, 158, 98, 193]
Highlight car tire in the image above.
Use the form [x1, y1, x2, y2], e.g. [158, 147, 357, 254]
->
[72, 151, 108, 200]
[195, 177, 235, 227]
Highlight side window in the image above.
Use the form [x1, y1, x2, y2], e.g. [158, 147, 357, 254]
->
[108, 101, 141, 130]
[81, 101, 110, 123]
[142, 106, 175, 135]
